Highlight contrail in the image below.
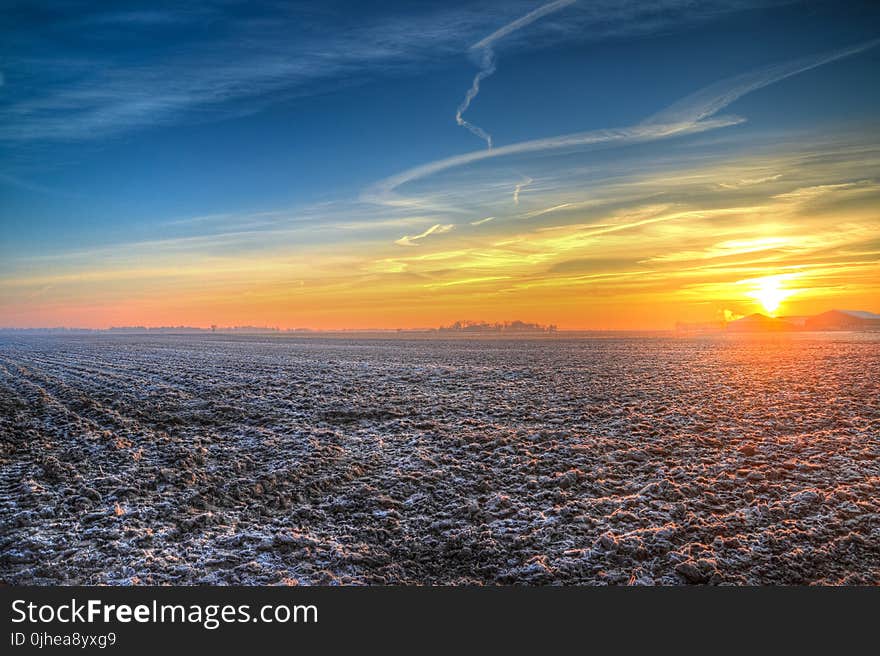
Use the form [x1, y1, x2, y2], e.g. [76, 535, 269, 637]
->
[643, 38, 880, 127]
[369, 38, 879, 202]
[472, 0, 578, 50]
[513, 176, 533, 204]
[455, 48, 497, 149]
[394, 223, 455, 247]
[456, 0, 577, 149]
[372, 118, 740, 201]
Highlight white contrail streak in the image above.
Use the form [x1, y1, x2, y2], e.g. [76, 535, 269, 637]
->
[372, 118, 742, 201]
[472, 0, 578, 50]
[455, 48, 497, 148]
[513, 176, 533, 204]
[369, 39, 879, 202]
[456, 0, 577, 149]
[394, 223, 455, 246]
[644, 38, 880, 126]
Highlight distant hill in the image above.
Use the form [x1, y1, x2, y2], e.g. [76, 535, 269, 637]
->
[805, 310, 880, 330]
[681, 309, 880, 333]
[727, 313, 796, 332]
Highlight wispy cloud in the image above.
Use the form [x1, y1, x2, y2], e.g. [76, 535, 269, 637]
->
[425, 275, 511, 289]
[717, 173, 782, 189]
[455, 47, 498, 149]
[368, 38, 879, 203]
[0, 4, 498, 143]
[367, 117, 743, 202]
[456, 0, 577, 149]
[0, 170, 67, 196]
[643, 38, 880, 126]
[394, 223, 455, 247]
[0, 1, 783, 145]
[513, 177, 533, 204]
[5, 132, 879, 328]
[472, 0, 578, 51]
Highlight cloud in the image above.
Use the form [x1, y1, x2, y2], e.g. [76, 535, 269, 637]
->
[472, 0, 578, 51]
[643, 38, 880, 127]
[357, 138, 880, 311]
[367, 117, 743, 201]
[0, 170, 67, 196]
[0, 2, 787, 145]
[513, 177, 533, 204]
[0, 5, 500, 143]
[456, 0, 577, 149]
[645, 235, 800, 263]
[424, 275, 511, 288]
[548, 257, 640, 274]
[455, 48, 498, 149]
[471, 216, 495, 226]
[773, 180, 875, 202]
[394, 223, 455, 247]
[6, 131, 880, 328]
[368, 38, 880, 203]
[717, 173, 782, 189]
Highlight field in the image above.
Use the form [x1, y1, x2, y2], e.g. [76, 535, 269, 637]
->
[1, 332, 878, 584]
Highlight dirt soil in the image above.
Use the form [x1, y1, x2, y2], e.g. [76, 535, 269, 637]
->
[1, 333, 878, 584]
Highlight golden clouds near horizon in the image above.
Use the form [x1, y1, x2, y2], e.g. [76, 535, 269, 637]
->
[3, 140, 880, 329]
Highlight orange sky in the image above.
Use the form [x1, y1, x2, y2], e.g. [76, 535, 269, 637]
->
[3, 137, 879, 330]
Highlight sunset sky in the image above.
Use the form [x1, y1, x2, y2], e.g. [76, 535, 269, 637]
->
[2, 0, 879, 329]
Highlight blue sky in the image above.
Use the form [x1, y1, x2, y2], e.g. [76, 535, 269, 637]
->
[1, 1, 879, 328]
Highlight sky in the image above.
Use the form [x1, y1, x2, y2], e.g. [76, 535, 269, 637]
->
[1, 0, 879, 329]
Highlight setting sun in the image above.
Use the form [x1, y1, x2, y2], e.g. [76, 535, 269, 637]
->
[743, 275, 795, 316]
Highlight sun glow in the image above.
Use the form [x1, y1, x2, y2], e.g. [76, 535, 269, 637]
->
[745, 275, 795, 316]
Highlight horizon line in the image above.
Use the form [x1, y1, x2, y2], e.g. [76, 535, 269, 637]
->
[2, 306, 878, 336]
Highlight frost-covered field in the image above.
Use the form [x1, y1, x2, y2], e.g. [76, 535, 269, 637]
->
[1, 332, 878, 585]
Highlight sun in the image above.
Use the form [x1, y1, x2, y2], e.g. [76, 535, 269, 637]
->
[746, 275, 793, 316]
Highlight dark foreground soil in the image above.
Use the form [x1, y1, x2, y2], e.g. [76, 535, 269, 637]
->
[1, 333, 878, 584]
